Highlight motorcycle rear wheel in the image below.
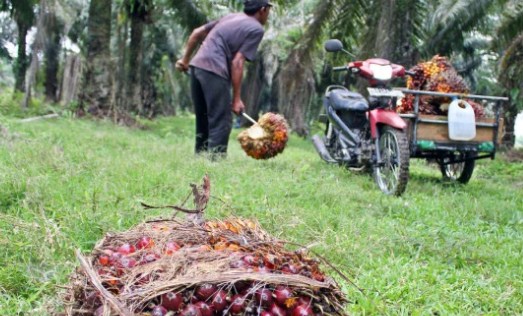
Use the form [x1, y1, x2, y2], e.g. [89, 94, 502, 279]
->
[373, 126, 410, 196]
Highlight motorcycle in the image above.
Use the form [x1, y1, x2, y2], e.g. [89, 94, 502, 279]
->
[312, 39, 412, 196]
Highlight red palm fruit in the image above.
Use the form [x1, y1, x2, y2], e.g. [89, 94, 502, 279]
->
[211, 290, 228, 312]
[274, 286, 293, 307]
[269, 303, 286, 316]
[261, 312, 273, 316]
[255, 289, 273, 307]
[164, 241, 181, 255]
[195, 283, 217, 300]
[142, 253, 161, 264]
[242, 255, 257, 266]
[151, 305, 168, 316]
[98, 255, 110, 266]
[263, 254, 278, 269]
[190, 295, 199, 304]
[292, 305, 314, 316]
[297, 296, 312, 307]
[281, 264, 298, 274]
[110, 252, 123, 264]
[161, 291, 184, 311]
[119, 257, 137, 269]
[136, 236, 154, 249]
[311, 271, 325, 282]
[229, 294, 246, 314]
[117, 243, 136, 255]
[180, 304, 202, 316]
[97, 268, 107, 276]
[194, 301, 213, 316]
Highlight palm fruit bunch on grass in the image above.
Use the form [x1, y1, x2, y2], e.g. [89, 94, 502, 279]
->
[61, 175, 348, 316]
[398, 55, 485, 118]
[61, 219, 348, 316]
[237, 113, 289, 160]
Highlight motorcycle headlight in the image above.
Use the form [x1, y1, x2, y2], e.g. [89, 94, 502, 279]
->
[370, 64, 393, 81]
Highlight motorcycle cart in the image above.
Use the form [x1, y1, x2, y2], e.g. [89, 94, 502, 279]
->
[398, 89, 508, 183]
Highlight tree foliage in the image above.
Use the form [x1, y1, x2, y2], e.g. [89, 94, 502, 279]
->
[0, 0, 521, 145]
[0, 0, 38, 91]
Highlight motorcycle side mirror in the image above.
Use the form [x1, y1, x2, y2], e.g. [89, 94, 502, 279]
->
[324, 39, 343, 53]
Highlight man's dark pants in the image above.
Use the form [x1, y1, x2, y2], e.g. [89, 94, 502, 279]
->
[190, 67, 232, 155]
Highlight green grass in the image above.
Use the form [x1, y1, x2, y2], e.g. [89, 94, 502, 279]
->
[0, 114, 522, 315]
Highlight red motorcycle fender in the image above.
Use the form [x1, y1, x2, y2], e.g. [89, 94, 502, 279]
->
[369, 109, 407, 138]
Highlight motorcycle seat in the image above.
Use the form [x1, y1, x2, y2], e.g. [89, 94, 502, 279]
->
[328, 89, 369, 112]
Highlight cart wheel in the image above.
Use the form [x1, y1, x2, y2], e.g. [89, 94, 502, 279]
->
[374, 126, 410, 196]
[439, 152, 476, 184]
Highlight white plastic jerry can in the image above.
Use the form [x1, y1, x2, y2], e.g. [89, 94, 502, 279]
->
[448, 99, 476, 141]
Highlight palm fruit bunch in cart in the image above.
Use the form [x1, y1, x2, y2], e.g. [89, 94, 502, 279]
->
[397, 55, 486, 118]
[237, 113, 289, 160]
[59, 176, 348, 316]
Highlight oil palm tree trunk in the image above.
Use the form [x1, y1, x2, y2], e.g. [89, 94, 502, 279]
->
[44, 11, 63, 102]
[13, 19, 31, 92]
[80, 0, 113, 115]
[126, 0, 153, 115]
[360, 0, 423, 66]
[127, 9, 145, 113]
[499, 33, 523, 148]
[241, 51, 266, 125]
[275, 0, 335, 136]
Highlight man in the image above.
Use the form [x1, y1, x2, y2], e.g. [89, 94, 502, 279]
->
[175, 0, 273, 157]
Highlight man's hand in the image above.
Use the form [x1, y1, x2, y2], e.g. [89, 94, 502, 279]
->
[232, 99, 245, 115]
[175, 59, 189, 72]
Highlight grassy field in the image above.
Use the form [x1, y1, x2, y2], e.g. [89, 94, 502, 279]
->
[0, 114, 522, 315]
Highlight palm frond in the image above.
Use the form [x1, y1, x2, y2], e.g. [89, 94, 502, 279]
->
[169, 0, 208, 30]
[0, 0, 9, 12]
[493, 0, 523, 49]
[499, 33, 523, 86]
[424, 0, 496, 56]
[330, 0, 367, 52]
[0, 45, 11, 60]
[355, 0, 426, 65]
[429, 0, 469, 28]
[300, 0, 336, 50]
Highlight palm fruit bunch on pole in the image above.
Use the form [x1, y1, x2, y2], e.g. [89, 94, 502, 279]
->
[237, 113, 289, 160]
[60, 176, 349, 316]
[398, 55, 485, 118]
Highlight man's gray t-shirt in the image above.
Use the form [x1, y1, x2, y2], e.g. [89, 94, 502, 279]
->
[190, 13, 265, 81]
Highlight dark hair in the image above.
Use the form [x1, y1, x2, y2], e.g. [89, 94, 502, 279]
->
[244, 6, 265, 16]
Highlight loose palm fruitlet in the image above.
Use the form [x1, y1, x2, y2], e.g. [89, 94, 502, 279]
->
[237, 113, 289, 160]
[398, 55, 485, 118]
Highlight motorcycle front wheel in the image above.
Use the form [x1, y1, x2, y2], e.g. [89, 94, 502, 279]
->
[373, 126, 410, 196]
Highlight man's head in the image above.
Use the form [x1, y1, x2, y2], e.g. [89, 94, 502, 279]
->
[244, 0, 273, 24]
